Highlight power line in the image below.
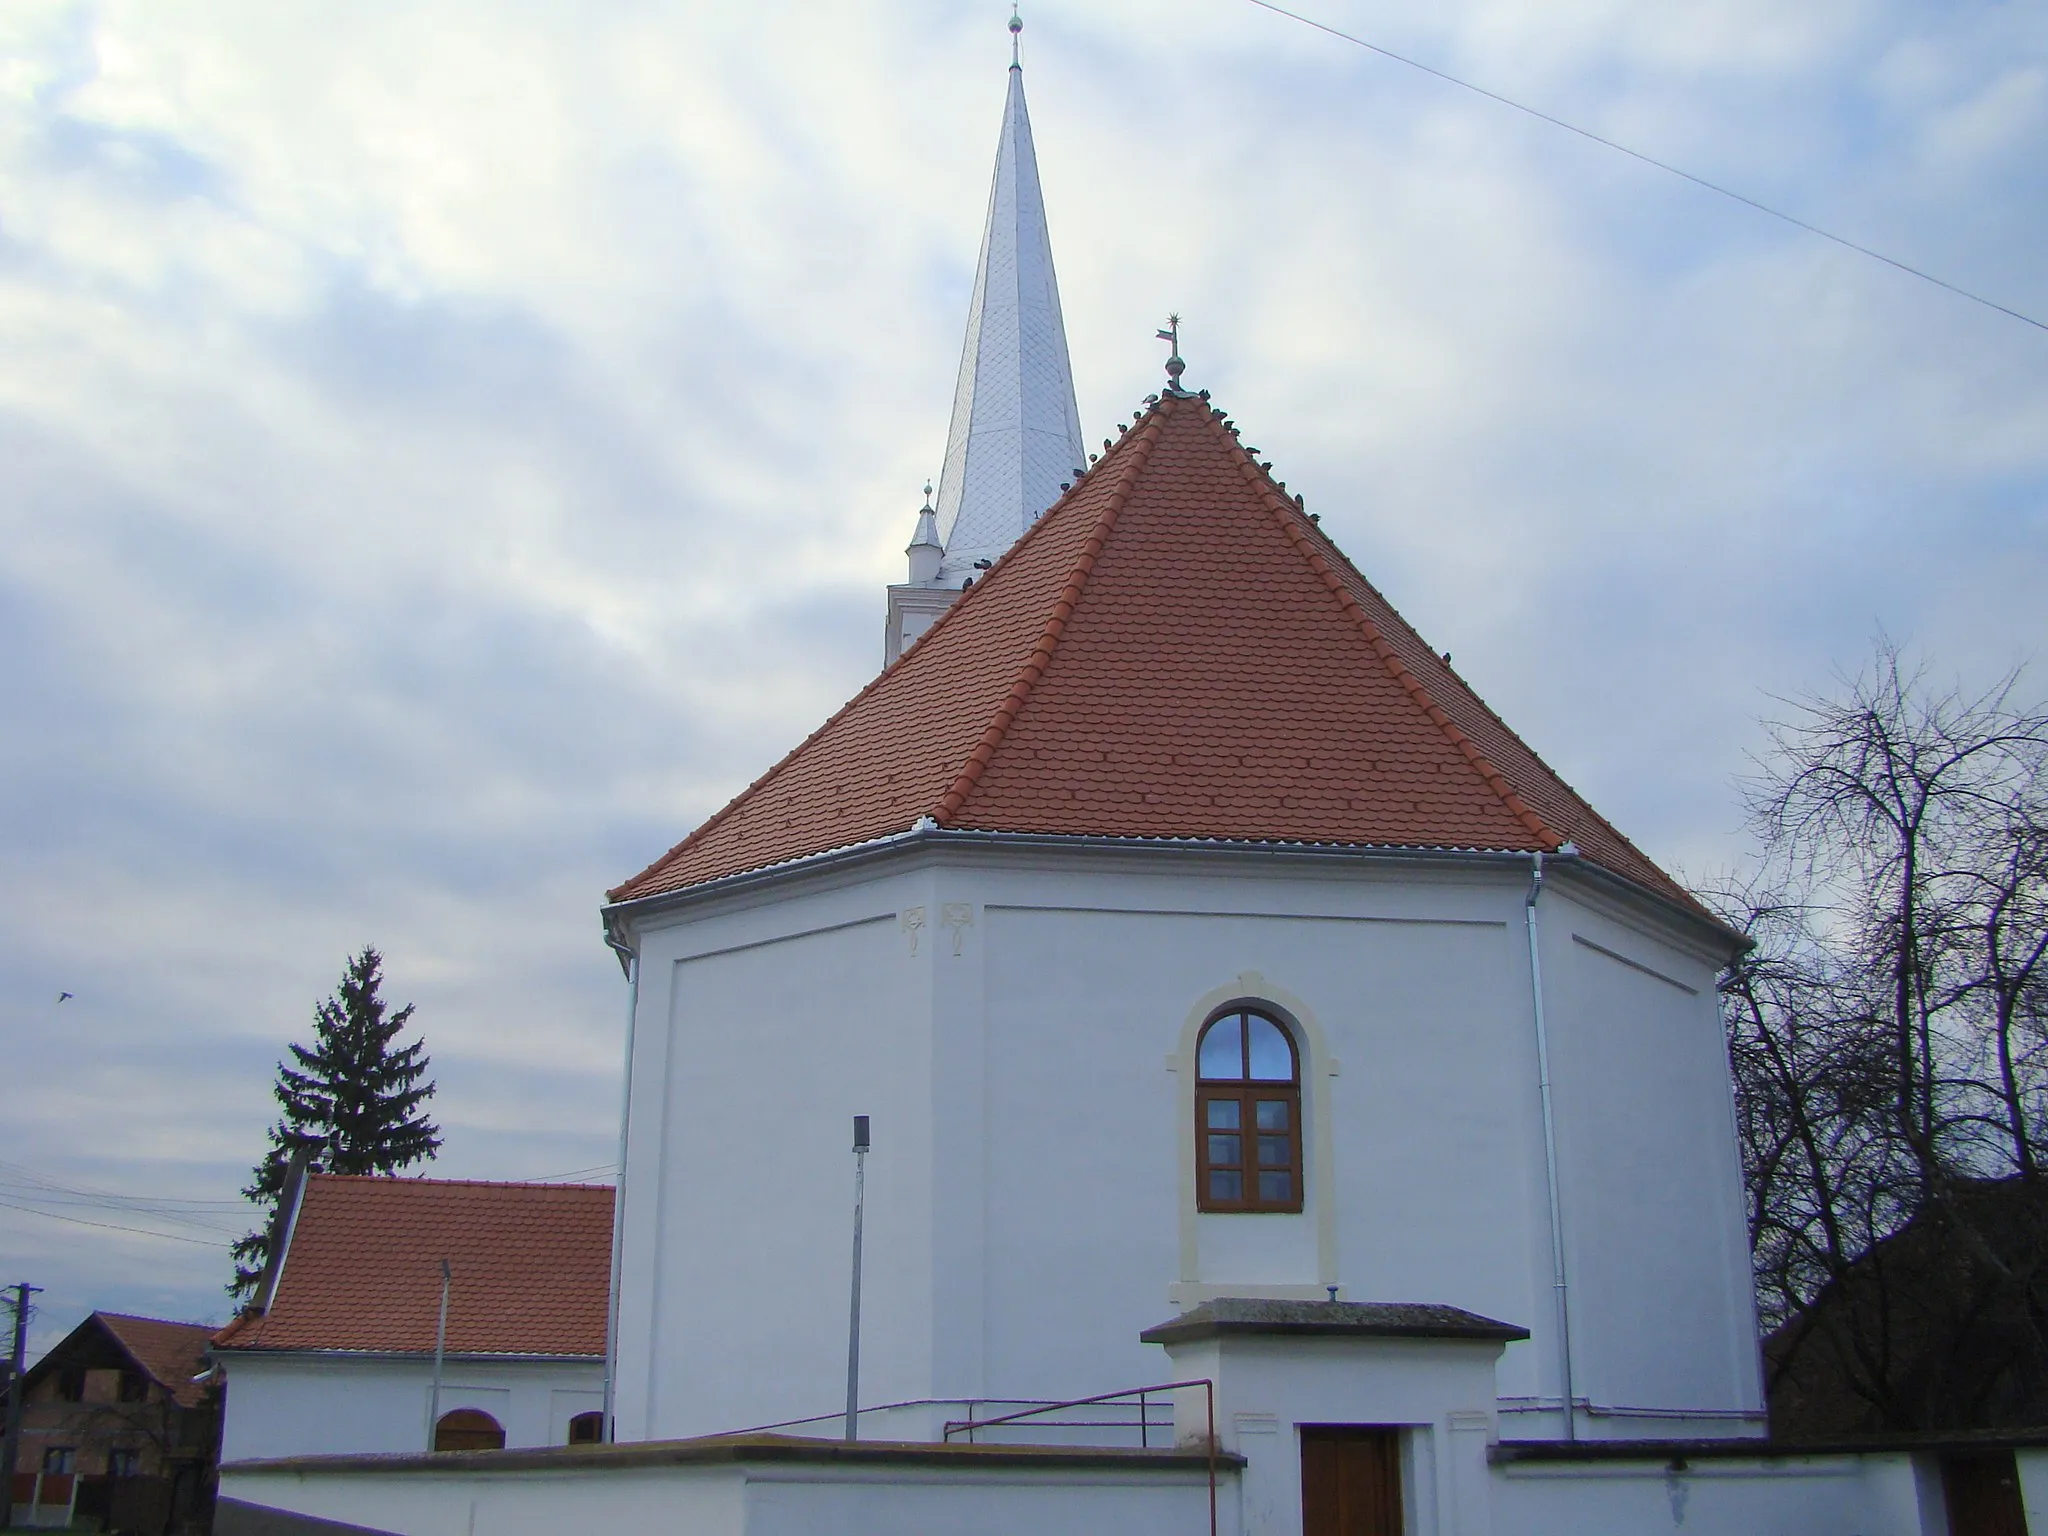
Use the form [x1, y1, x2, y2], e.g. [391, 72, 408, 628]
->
[0, 1197, 226, 1249]
[525, 1163, 619, 1183]
[0, 1159, 247, 1238]
[0, 1157, 244, 1206]
[1239, 0, 2048, 335]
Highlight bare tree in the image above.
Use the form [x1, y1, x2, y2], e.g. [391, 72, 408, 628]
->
[1719, 641, 2048, 1433]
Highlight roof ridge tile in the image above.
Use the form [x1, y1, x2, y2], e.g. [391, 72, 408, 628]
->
[1205, 407, 1563, 850]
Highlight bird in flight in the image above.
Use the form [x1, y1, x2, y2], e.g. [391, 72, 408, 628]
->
[56, 991, 73, 1002]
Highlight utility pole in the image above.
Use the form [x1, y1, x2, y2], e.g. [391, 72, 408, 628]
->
[426, 1260, 451, 1451]
[2, 1282, 43, 1529]
[844, 1115, 869, 1442]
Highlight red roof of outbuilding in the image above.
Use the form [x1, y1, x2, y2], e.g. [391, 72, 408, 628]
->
[96, 1313, 218, 1407]
[612, 390, 1697, 915]
[211, 1175, 612, 1358]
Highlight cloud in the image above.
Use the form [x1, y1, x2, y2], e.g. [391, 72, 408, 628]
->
[0, 0, 2042, 1352]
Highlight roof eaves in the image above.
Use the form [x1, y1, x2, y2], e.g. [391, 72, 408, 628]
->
[936, 404, 1167, 824]
[211, 1346, 602, 1364]
[605, 821, 934, 934]
[606, 822, 1733, 954]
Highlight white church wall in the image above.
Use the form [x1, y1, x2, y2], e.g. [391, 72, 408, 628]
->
[216, 1353, 602, 1462]
[972, 866, 1545, 1408]
[611, 842, 1755, 1446]
[1539, 881, 1764, 1436]
[612, 866, 938, 1441]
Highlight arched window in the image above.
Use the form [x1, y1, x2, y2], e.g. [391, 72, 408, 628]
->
[567, 1411, 605, 1445]
[1196, 1009, 1303, 1213]
[434, 1408, 505, 1453]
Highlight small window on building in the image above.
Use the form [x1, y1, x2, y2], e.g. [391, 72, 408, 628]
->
[1196, 1009, 1304, 1213]
[42, 1446, 76, 1475]
[56, 1366, 86, 1402]
[117, 1370, 148, 1403]
[434, 1408, 505, 1453]
[108, 1448, 143, 1478]
[567, 1411, 604, 1445]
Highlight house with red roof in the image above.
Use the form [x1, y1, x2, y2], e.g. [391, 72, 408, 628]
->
[10, 1310, 218, 1533]
[210, 1174, 613, 1462]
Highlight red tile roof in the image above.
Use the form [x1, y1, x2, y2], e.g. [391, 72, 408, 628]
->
[612, 390, 1699, 916]
[211, 1175, 613, 1358]
[85, 1314, 216, 1408]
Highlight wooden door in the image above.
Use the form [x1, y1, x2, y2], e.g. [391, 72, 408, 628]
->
[1301, 1426, 1403, 1536]
[1943, 1451, 2029, 1536]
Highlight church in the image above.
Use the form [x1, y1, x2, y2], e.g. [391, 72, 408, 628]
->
[215, 22, 2047, 1536]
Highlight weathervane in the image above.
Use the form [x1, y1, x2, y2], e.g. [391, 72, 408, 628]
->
[1155, 314, 1188, 394]
[1010, 5, 1022, 67]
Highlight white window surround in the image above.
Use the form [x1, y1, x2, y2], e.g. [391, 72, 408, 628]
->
[1167, 971, 1340, 1306]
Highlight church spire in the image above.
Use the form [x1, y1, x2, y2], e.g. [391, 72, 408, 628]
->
[930, 10, 1085, 585]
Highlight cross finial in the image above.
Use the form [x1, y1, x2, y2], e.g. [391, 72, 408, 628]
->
[1155, 314, 1188, 394]
[1010, 5, 1022, 67]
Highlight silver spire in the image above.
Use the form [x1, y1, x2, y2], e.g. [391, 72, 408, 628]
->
[931, 21, 1085, 585]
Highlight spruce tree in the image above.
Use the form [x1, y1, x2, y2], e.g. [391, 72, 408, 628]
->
[231, 947, 441, 1299]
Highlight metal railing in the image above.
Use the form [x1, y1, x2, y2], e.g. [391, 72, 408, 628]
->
[943, 1379, 1219, 1536]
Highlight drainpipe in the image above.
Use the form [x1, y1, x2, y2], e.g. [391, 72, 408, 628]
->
[1526, 851, 1577, 1440]
[602, 945, 639, 1444]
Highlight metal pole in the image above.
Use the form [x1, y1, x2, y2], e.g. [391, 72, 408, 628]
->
[844, 1115, 869, 1442]
[2, 1283, 42, 1528]
[1526, 853, 1577, 1440]
[426, 1260, 451, 1450]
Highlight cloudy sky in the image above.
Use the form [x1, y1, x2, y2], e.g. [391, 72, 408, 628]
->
[2, 0, 2042, 1353]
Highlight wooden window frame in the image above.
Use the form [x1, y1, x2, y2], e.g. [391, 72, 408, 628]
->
[1195, 1009, 1305, 1214]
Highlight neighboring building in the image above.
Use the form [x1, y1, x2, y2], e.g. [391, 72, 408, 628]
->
[210, 1175, 612, 1462]
[11, 1310, 219, 1533]
[1767, 1175, 2048, 1439]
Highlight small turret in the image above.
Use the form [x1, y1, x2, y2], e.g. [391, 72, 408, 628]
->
[906, 483, 943, 586]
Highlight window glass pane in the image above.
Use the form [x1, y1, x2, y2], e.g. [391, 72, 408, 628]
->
[1258, 1134, 1291, 1167]
[1209, 1170, 1243, 1202]
[1207, 1134, 1242, 1168]
[1246, 1015, 1293, 1080]
[1255, 1099, 1289, 1131]
[1258, 1171, 1293, 1203]
[1199, 1016, 1244, 1079]
[1206, 1099, 1241, 1130]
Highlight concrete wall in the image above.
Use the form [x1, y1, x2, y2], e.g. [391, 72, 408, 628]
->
[220, 1458, 1218, 1536]
[217, 1354, 602, 1462]
[611, 841, 1757, 1444]
[1492, 1452, 1946, 1536]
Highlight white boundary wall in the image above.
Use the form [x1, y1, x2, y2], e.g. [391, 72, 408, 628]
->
[221, 1453, 1221, 1536]
[220, 1439, 2015, 1536]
